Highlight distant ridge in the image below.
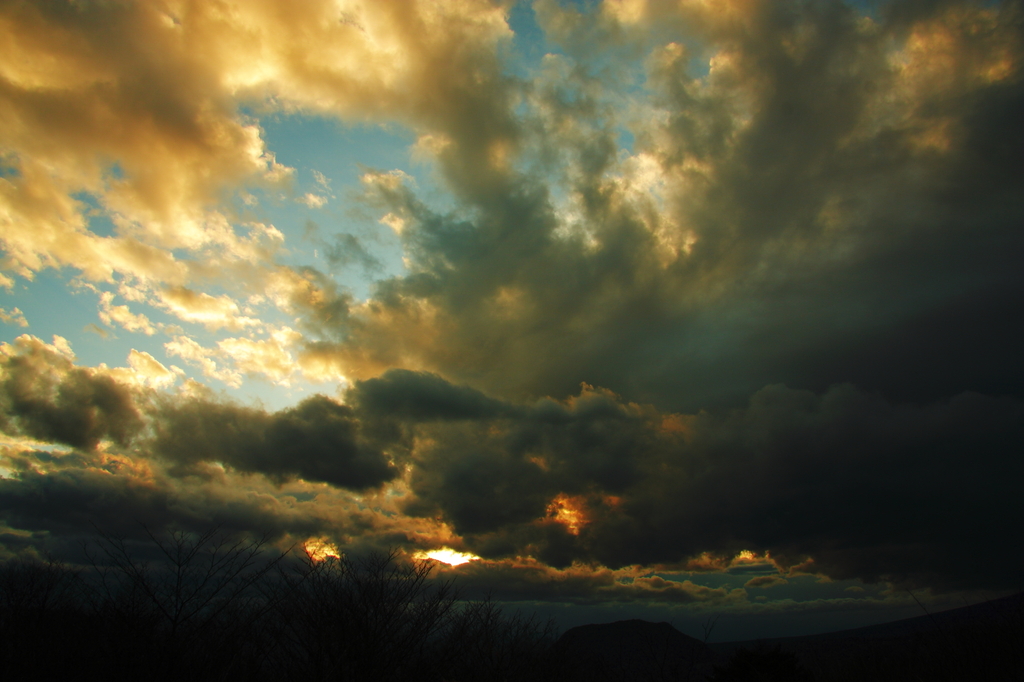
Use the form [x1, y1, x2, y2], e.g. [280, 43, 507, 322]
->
[552, 619, 721, 681]
[709, 591, 1024, 655]
[549, 594, 1023, 681]
[704, 592, 1023, 680]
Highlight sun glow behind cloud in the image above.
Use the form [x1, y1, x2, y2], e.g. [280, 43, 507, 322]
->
[304, 538, 342, 561]
[414, 548, 480, 566]
[546, 493, 588, 535]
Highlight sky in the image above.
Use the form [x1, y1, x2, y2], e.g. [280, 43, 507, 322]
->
[1, 0, 1023, 641]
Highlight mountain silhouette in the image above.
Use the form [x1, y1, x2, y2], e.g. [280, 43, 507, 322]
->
[704, 593, 1023, 681]
[551, 619, 720, 681]
[548, 594, 1023, 681]
[709, 591, 1024, 657]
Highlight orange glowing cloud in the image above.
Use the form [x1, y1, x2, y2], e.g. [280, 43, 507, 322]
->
[304, 538, 342, 562]
[546, 493, 589, 535]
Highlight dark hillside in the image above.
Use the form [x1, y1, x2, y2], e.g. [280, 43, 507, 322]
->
[708, 593, 1024, 681]
[551, 619, 722, 681]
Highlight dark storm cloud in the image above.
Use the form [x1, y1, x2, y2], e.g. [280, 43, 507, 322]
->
[2, 342, 1021, 592]
[150, 394, 398, 491]
[371, 372, 1023, 590]
[0, 336, 395, 492]
[286, 0, 1024, 417]
[0, 460, 195, 537]
[648, 385, 1024, 591]
[0, 448, 339, 563]
[635, 0, 1024, 408]
[394, 383, 666, 537]
[0, 337, 141, 449]
[619, 0, 1024, 409]
[350, 369, 514, 421]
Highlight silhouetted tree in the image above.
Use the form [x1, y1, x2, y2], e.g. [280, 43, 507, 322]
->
[0, 557, 89, 676]
[269, 548, 559, 682]
[270, 547, 463, 681]
[1, 530, 560, 681]
[87, 526, 286, 681]
[443, 597, 558, 682]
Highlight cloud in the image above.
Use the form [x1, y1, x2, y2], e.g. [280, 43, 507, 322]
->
[0, 0, 512, 277]
[298, 193, 328, 209]
[0, 335, 396, 493]
[346, 375, 1024, 591]
[445, 555, 742, 606]
[746, 575, 788, 589]
[98, 291, 158, 335]
[0, 307, 28, 328]
[1, 0, 1023, 609]
[164, 335, 242, 387]
[163, 327, 303, 387]
[216, 333, 299, 386]
[149, 394, 399, 491]
[350, 369, 514, 421]
[10, 343, 992, 593]
[312, 170, 331, 188]
[0, 335, 142, 449]
[0, 0, 516, 376]
[4, 1, 1021, 413]
[1, 333, 1023, 594]
[157, 286, 260, 331]
[125, 349, 179, 389]
[82, 323, 111, 339]
[323, 233, 384, 276]
[276, 0, 1024, 417]
[0, 445, 350, 553]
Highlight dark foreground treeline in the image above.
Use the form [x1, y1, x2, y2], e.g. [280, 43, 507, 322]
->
[0, 529, 557, 682]
[1, 529, 1021, 682]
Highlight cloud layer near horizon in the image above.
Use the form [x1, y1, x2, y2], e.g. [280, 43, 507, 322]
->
[2, 0, 1024, 607]
[2, 337, 1021, 594]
